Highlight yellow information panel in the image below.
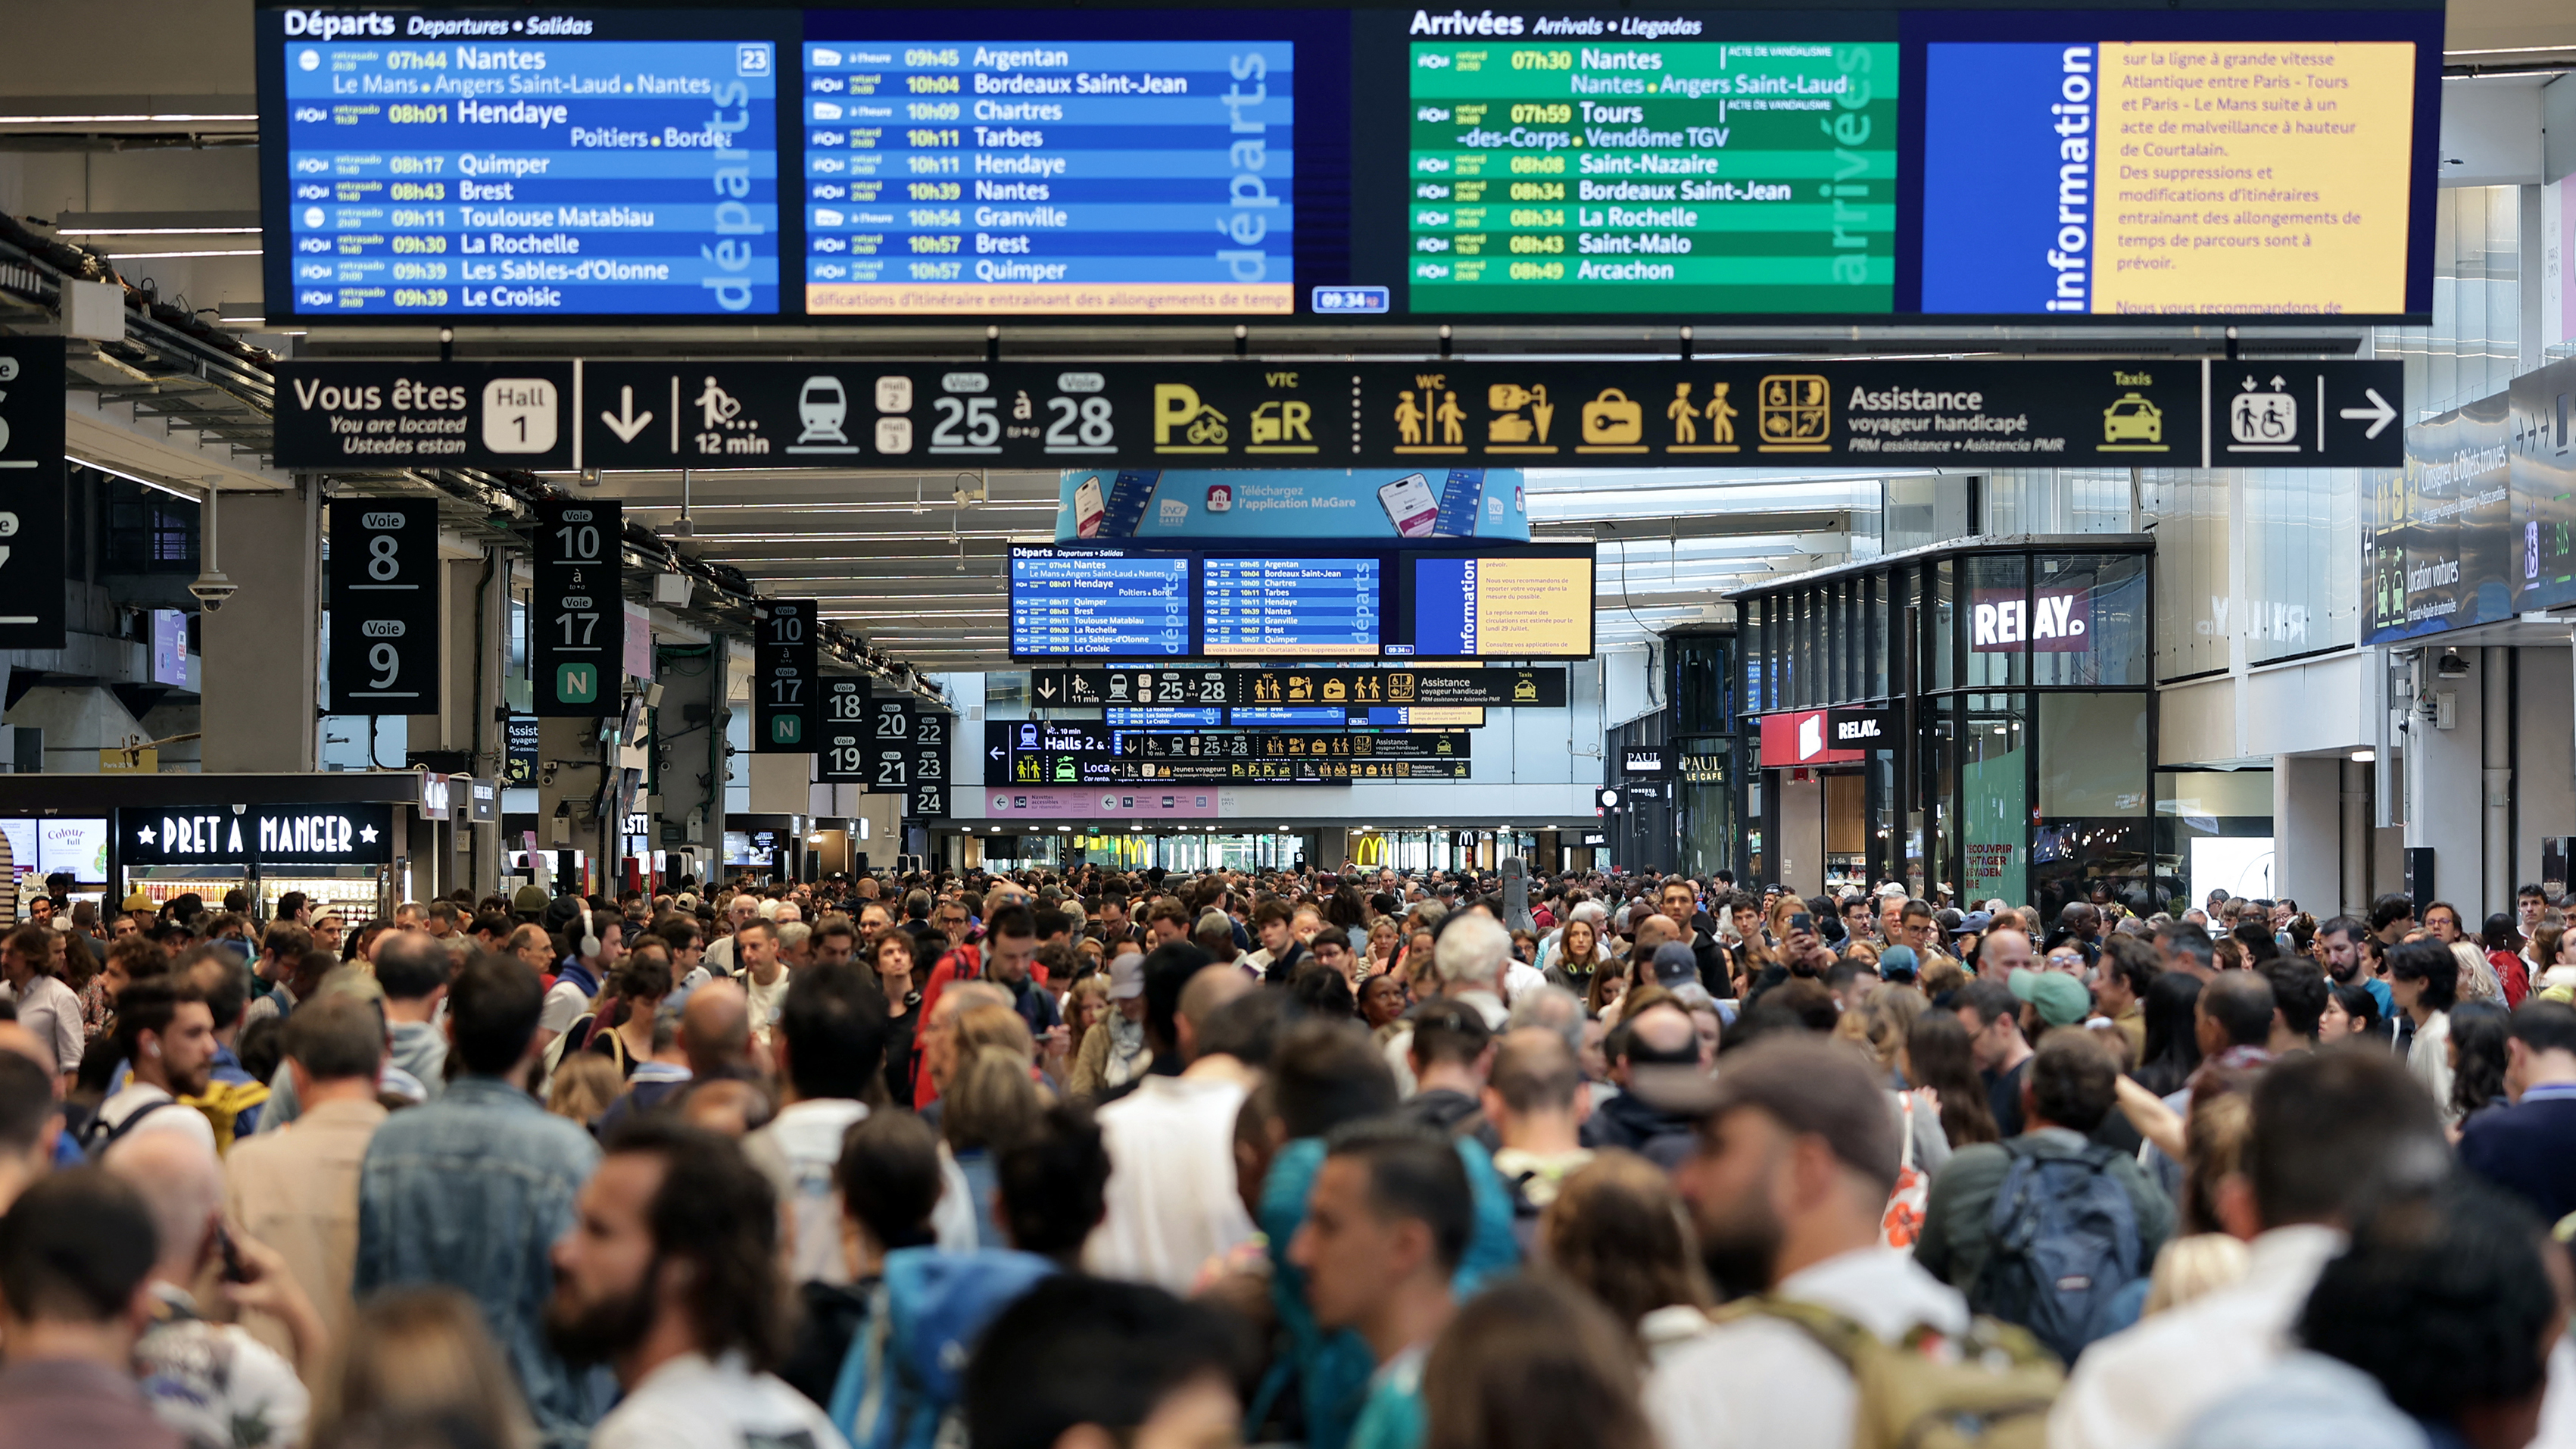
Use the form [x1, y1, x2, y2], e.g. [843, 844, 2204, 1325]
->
[1473, 557, 1593, 657]
[2094, 42, 2414, 315]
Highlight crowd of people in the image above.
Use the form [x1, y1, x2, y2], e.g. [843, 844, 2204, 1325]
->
[0, 862, 2568, 1449]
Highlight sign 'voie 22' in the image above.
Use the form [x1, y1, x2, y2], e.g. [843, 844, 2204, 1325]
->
[257, 1, 2440, 325]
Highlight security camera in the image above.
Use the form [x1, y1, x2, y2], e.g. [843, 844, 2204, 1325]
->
[186, 571, 238, 612]
[2434, 648, 2472, 679]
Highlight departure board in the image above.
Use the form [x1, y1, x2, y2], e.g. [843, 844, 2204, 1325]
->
[1406, 40, 1898, 314]
[1010, 548, 1191, 657]
[270, 11, 786, 317]
[801, 39, 1296, 316]
[1202, 557, 1380, 657]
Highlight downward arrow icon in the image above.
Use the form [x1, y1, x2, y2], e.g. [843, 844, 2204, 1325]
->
[600, 386, 655, 443]
[2338, 387, 2399, 439]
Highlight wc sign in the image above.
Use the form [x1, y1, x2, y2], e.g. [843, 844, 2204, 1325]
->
[1973, 588, 2092, 652]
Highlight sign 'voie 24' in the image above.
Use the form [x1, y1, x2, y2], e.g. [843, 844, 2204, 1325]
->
[120, 803, 398, 867]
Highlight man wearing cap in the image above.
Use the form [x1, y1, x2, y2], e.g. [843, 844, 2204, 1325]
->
[1644, 1037, 1971, 1449]
[1070, 951, 1152, 1098]
[1913, 1028, 2172, 1306]
[1580, 1001, 1704, 1170]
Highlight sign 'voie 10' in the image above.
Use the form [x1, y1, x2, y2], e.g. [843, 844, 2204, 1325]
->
[267, 8, 785, 317]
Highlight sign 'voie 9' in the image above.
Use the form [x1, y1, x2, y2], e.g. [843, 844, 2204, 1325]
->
[119, 803, 398, 867]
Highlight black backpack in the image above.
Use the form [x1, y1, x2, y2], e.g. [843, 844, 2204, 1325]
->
[1966, 1141, 2148, 1364]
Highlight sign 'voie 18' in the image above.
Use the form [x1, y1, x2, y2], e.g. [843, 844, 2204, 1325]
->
[120, 803, 398, 867]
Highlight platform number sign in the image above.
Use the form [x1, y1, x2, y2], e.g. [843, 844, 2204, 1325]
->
[818, 679, 872, 782]
[863, 695, 912, 795]
[328, 498, 441, 714]
[0, 346, 64, 649]
[532, 499, 622, 717]
[910, 709, 948, 786]
[907, 780, 947, 819]
[753, 601, 819, 752]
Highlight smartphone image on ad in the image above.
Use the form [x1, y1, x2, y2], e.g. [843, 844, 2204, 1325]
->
[1072, 476, 1107, 538]
[1098, 470, 1161, 539]
[1378, 473, 1439, 538]
[1431, 468, 1483, 537]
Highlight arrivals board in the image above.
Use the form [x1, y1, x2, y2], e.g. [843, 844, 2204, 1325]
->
[259, 3, 2438, 325]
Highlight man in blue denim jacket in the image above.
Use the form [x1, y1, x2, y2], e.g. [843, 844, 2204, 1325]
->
[355, 951, 602, 1448]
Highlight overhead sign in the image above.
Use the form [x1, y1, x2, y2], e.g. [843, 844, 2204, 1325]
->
[0, 345, 64, 650]
[863, 693, 913, 795]
[1622, 746, 1670, 775]
[2366, 354, 2575, 645]
[1059, 468, 1530, 542]
[504, 714, 540, 784]
[911, 709, 950, 789]
[328, 498, 442, 714]
[273, 358, 2404, 471]
[531, 499, 622, 717]
[272, 362, 577, 470]
[1826, 708, 1897, 749]
[817, 679, 872, 783]
[907, 782, 947, 820]
[120, 803, 397, 867]
[752, 600, 819, 750]
[1031, 664, 1564, 709]
[1758, 709, 1870, 768]
[463, 775, 500, 825]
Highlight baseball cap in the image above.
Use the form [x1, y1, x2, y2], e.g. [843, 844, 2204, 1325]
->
[1109, 950, 1146, 1001]
[1954, 910, 1994, 936]
[2009, 967, 2091, 1028]
[1650, 941, 1701, 990]
[1636, 1036, 1901, 1195]
[1876, 945, 1920, 982]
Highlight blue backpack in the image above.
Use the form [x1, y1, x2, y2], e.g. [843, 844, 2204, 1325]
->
[1968, 1141, 2147, 1366]
[828, 1248, 1056, 1449]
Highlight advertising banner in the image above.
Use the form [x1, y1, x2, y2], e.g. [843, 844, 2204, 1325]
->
[2365, 380, 2517, 644]
[1056, 468, 1529, 542]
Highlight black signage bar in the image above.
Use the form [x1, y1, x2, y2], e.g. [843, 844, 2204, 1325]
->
[911, 709, 949, 787]
[753, 600, 819, 752]
[0, 346, 64, 650]
[273, 362, 577, 471]
[505, 715, 541, 785]
[818, 679, 871, 784]
[271, 359, 2403, 472]
[120, 802, 396, 867]
[1031, 666, 1564, 710]
[908, 782, 948, 820]
[327, 498, 442, 715]
[1827, 707, 1899, 749]
[531, 500, 622, 717]
[1117, 731, 1470, 763]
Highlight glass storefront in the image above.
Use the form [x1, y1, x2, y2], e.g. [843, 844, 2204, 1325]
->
[1734, 537, 2152, 915]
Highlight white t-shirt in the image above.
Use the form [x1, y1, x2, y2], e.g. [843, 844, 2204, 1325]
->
[744, 1098, 869, 1286]
[540, 976, 594, 1037]
[95, 1083, 218, 1153]
[591, 1351, 848, 1449]
[744, 968, 790, 1046]
[1085, 1071, 1255, 1293]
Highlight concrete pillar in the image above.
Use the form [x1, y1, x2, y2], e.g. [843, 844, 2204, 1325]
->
[2341, 759, 2375, 920]
[2274, 754, 2341, 919]
[201, 482, 320, 773]
[2406, 649, 2486, 917]
[651, 639, 730, 891]
[537, 717, 610, 897]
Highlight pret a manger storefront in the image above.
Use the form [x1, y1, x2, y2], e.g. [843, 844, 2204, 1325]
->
[1732, 536, 2157, 917]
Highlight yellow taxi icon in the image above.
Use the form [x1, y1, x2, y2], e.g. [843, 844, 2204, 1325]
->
[2103, 392, 2163, 443]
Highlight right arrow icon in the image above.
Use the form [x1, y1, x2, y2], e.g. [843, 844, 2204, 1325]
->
[2340, 387, 2398, 439]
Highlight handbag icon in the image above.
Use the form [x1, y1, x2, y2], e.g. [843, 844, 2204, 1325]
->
[1582, 389, 1644, 445]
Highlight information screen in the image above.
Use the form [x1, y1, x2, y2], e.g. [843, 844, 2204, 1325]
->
[1202, 556, 1380, 657]
[1009, 548, 1190, 657]
[1402, 551, 1595, 658]
[265, 9, 787, 317]
[261, 3, 2435, 323]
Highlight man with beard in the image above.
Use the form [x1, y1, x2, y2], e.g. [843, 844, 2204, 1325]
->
[547, 1118, 840, 1449]
[1643, 1036, 1970, 1449]
[2316, 915, 2388, 1020]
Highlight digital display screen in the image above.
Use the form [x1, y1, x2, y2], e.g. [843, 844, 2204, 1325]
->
[1009, 548, 1190, 657]
[1105, 707, 1226, 727]
[262, 4, 2434, 323]
[266, 10, 787, 317]
[1402, 552, 1595, 658]
[1202, 556, 1380, 657]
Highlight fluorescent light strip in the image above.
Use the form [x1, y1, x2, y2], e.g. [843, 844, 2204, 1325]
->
[58, 226, 260, 236]
[2445, 43, 2576, 55]
[107, 248, 260, 260]
[68, 454, 199, 501]
[0, 113, 256, 123]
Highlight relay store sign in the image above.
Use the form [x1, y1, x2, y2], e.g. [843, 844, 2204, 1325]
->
[1758, 709, 1870, 768]
[1971, 588, 2092, 651]
[119, 803, 398, 867]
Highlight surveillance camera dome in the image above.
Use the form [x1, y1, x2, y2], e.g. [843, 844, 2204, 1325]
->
[186, 571, 239, 612]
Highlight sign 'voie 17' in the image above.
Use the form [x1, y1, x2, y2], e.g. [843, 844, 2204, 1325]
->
[753, 600, 818, 751]
[120, 803, 398, 867]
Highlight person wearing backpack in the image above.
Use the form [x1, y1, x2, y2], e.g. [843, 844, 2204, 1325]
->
[1913, 1025, 2174, 1365]
[1645, 1036, 2062, 1449]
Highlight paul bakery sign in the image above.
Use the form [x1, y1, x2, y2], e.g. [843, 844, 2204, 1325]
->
[120, 804, 396, 867]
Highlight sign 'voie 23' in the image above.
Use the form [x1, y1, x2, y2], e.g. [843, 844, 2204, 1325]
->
[119, 803, 398, 867]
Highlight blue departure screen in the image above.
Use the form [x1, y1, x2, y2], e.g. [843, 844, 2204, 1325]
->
[1105, 707, 1224, 726]
[1202, 557, 1378, 657]
[1230, 706, 1348, 726]
[800, 36, 1294, 317]
[1011, 549, 1190, 657]
[276, 11, 784, 317]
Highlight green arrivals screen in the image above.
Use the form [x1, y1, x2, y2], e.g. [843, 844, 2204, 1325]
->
[1407, 40, 1897, 314]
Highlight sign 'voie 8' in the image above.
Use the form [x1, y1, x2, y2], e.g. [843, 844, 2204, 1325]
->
[329, 499, 441, 715]
[532, 500, 622, 717]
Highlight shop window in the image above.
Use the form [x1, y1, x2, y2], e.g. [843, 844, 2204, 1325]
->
[1930, 561, 1957, 692]
[2031, 554, 2148, 686]
[1964, 554, 2029, 689]
[2038, 694, 2148, 817]
[1959, 694, 2026, 904]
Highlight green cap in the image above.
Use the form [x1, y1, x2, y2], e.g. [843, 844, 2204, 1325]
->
[512, 884, 550, 917]
[2009, 967, 2092, 1029]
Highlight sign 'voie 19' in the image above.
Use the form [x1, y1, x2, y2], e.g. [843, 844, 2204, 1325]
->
[267, 8, 786, 317]
[532, 499, 622, 716]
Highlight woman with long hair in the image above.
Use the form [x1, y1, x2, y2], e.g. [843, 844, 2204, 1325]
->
[2447, 998, 2512, 1126]
[314, 1287, 537, 1449]
[1550, 917, 1609, 995]
[1901, 1010, 1998, 1149]
[2133, 972, 2206, 1098]
[1365, 917, 1403, 978]
[1539, 1152, 1714, 1363]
